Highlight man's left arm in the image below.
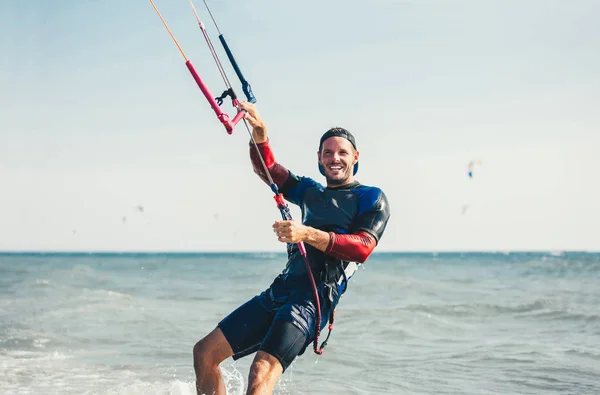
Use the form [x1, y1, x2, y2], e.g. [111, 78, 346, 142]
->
[273, 222, 376, 263]
[300, 188, 391, 263]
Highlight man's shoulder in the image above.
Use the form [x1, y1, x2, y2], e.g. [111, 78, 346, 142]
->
[282, 173, 325, 199]
[351, 184, 388, 215]
[351, 183, 387, 201]
[351, 183, 385, 194]
[295, 174, 325, 190]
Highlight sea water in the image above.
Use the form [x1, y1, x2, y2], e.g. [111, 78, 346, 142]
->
[1, 252, 599, 394]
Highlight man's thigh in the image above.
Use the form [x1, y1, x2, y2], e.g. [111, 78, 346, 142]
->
[217, 294, 274, 360]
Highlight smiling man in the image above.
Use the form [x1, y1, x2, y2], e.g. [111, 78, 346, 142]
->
[192, 102, 391, 395]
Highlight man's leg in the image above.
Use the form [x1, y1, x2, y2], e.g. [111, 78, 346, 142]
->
[194, 294, 275, 395]
[246, 351, 284, 395]
[246, 320, 310, 395]
[193, 328, 234, 395]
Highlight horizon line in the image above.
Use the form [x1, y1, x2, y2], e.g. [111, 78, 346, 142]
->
[0, 249, 598, 255]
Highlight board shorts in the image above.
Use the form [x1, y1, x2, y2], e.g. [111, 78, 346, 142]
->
[217, 273, 337, 372]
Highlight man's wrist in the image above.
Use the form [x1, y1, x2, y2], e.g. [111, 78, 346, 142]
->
[303, 226, 331, 252]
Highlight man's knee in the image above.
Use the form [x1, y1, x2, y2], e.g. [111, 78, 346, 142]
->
[247, 351, 283, 391]
[249, 351, 281, 375]
[193, 327, 234, 370]
[192, 339, 211, 368]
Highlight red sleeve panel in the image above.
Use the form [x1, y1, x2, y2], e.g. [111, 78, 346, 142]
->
[325, 231, 377, 264]
[249, 140, 290, 189]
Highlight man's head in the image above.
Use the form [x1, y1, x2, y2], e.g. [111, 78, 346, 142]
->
[317, 127, 360, 187]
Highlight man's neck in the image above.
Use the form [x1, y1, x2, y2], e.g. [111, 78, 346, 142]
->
[327, 179, 360, 189]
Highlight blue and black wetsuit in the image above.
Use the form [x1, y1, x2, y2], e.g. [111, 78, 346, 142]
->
[217, 139, 390, 371]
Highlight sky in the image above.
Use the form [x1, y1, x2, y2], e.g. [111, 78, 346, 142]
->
[1, 0, 599, 252]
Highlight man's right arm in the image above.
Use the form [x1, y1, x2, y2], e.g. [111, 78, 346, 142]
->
[249, 139, 291, 190]
[240, 101, 297, 192]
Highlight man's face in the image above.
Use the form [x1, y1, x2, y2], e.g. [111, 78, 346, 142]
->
[318, 137, 359, 186]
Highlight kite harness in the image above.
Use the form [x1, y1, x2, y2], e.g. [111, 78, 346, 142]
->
[148, 0, 332, 354]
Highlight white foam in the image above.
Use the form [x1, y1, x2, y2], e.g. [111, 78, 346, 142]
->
[90, 379, 196, 395]
[220, 363, 244, 395]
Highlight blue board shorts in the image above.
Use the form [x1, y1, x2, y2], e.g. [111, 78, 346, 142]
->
[217, 274, 336, 372]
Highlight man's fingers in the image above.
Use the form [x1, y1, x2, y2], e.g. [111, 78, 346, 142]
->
[273, 222, 294, 237]
[245, 114, 258, 127]
[240, 103, 258, 125]
[273, 221, 296, 243]
[239, 101, 257, 117]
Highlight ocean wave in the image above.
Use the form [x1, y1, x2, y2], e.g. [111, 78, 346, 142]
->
[404, 300, 548, 316]
[401, 299, 600, 322]
[0, 324, 56, 351]
[79, 288, 135, 301]
[565, 348, 600, 360]
[523, 259, 600, 275]
[529, 310, 600, 323]
[0, 335, 52, 350]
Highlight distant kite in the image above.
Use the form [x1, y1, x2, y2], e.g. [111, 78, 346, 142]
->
[461, 204, 470, 215]
[467, 159, 483, 179]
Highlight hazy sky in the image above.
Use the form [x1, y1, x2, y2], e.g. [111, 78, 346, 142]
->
[1, 0, 599, 252]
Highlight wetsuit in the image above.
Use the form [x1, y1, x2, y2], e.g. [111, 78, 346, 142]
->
[217, 139, 391, 371]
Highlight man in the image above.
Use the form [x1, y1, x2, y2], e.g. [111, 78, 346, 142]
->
[193, 102, 390, 395]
